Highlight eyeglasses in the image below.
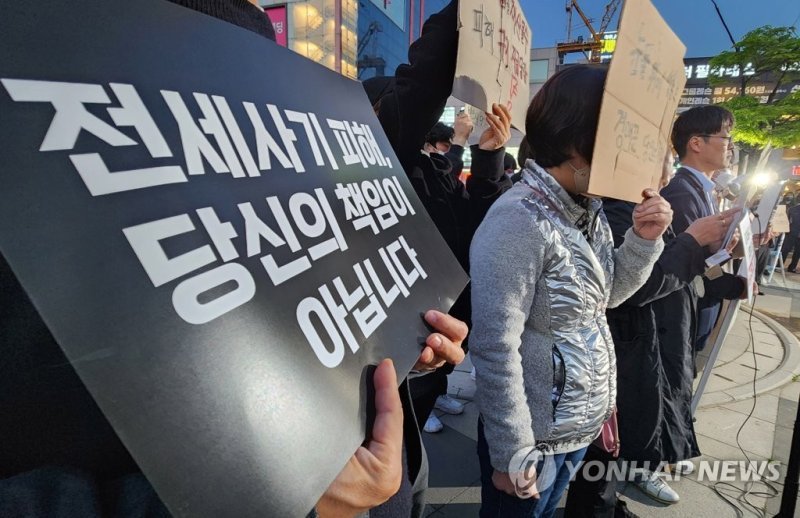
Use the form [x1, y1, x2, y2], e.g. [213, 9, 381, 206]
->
[697, 134, 734, 145]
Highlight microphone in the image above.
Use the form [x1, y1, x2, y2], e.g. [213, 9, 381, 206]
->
[713, 171, 742, 201]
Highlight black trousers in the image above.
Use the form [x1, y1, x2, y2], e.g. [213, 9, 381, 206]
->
[784, 234, 800, 270]
[563, 445, 619, 518]
[408, 368, 449, 430]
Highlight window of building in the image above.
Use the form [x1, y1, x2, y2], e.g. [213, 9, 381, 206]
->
[530, 59, 549, 83]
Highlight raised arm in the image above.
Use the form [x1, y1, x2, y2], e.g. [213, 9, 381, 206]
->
[605, 199, 704, 307]
[607, 193, 669, 308]
[377, 0, 459, 172]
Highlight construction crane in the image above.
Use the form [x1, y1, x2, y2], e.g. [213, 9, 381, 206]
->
[557, 0, 621, 63]
[357, 21, 386, 78]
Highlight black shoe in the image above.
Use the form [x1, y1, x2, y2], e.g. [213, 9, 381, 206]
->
[615, 498, 640, 518]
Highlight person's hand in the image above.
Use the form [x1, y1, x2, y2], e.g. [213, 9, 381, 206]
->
[685, 208, 741, 250]
[492, 469, 539, 500]
[632, 190, 673, 241]
[414, 310, 467, 371]
[478, 103, 511, 151]
[316, 359, 403, 518]
[452, 110, 474, 146]
[755, 224, 773, 246]
[728, 229, 743, 258]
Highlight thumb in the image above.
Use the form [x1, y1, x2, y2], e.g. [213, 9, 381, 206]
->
[365, 359, 404, 456]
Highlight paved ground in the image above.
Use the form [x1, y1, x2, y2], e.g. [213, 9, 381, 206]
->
[420, 269, 800, 517]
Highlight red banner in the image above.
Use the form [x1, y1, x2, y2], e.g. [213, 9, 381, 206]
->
[264, 5, 287, 47]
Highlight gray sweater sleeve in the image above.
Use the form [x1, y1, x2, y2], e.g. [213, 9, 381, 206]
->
[469, 202, 543, 472]
[607, 227, 664, 309]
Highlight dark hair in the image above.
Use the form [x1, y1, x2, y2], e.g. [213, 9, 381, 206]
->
[671, 105, 734, 160]
[424, 122, 455, 146]
[524, 65, 608, 168]
[503, 152, 517, 171]
[517, 136, 532, 167]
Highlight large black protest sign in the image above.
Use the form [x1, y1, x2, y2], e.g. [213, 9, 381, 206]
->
[0, 1, 468, 516]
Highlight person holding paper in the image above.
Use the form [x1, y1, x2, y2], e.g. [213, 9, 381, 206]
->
[564, 156, 742, 512]
[468, 65, 671, 518]
[432, 110, 475, 180]
[0, 256, 466, 518]
[361, 0, 514, 447]
[662, 106, 749, 355]
[0, 2, 473, 518]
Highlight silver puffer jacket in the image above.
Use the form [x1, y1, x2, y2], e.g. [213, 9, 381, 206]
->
[470, 162, 663, 468]
[521, 168, 617, 446]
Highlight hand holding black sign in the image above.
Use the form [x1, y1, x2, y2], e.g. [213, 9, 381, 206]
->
[316, 358, 403, 517]
[0, 1, 468, 516]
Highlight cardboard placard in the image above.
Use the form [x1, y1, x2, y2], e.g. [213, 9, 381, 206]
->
[0, 1, 468, 516]
[453, 0, 532, 129]
[773, 205, 791, 234]
[590, 0, 687, 202]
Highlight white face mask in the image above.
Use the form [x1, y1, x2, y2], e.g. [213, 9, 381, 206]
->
[423, 144, 447, 156]
[567, 161, 591, 194]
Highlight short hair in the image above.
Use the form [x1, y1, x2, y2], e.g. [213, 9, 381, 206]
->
[517, 136, 532, 167]
[524, 65, 608, 168]
[503, 152, 517, 171]
[424, 122, 455, 146]
[671, 106, 734, 160]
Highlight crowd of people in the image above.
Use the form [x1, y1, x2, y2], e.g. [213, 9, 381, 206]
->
[1, 0, 795, 517]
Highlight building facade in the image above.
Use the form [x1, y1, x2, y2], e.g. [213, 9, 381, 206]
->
[261, 0, 448, 80]
[261, 0, 359, 78]
[357, 0, 449, 79]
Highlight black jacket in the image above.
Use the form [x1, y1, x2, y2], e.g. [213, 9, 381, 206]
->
[604, 200, 705, 464]
[789, 204, 800, 237]
[444, 144, 465, 179]
[660, 168, 745, 346]
[368, 0, 509, 327]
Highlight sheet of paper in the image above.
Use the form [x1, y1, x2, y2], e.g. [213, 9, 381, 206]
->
[772, 205, 790, 234]
[736, 217, 756, 305]
[751, 181, 785, 236]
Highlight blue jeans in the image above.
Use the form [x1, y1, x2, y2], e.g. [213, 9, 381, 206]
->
[476, 419, 587, 518]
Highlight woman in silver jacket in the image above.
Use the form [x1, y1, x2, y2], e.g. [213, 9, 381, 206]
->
[469, 65, 673, 518]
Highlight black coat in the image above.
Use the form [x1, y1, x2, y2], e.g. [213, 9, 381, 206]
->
[604, 200, 706, 464]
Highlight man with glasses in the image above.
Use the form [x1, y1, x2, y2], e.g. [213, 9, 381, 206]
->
[664, 105, 747, 355]
[615, 105, 748, 504]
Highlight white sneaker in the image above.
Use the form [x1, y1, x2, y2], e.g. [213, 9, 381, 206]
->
[470, 367, 476, 381]
[424, 413, 443, 433]
[434, 394, 465, 415]
[671, 460, 695, 475]
[634, 472, 680, 504]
